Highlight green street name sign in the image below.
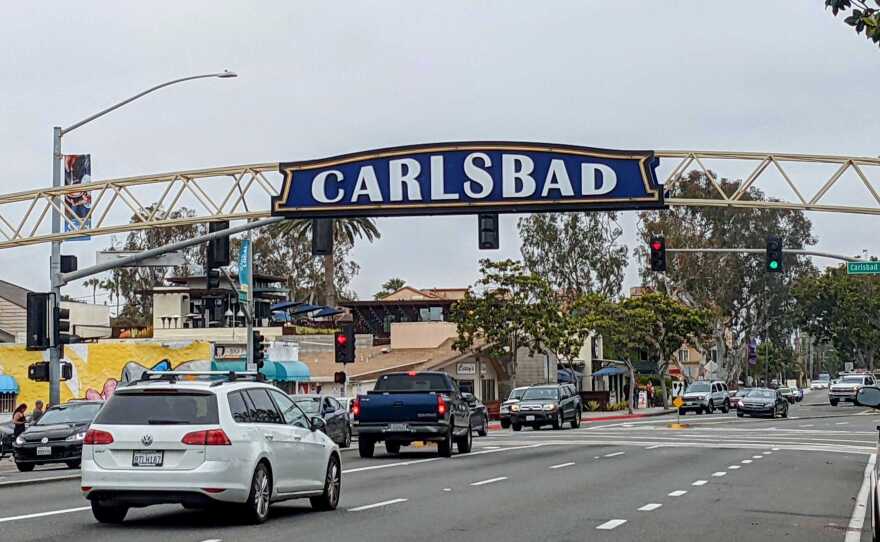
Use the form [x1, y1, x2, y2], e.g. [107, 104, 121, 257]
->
[847, 261, 880, 275]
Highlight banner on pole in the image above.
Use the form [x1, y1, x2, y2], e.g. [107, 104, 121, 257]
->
[747, 339, 758, 366]
[238, 239, 251, 303]
[63, 154, 92, 239]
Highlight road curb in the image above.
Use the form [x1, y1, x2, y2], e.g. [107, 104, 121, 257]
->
[0, 474, 80, 488]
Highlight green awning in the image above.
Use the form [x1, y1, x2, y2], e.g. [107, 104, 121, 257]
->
[273, 361, 310, 382]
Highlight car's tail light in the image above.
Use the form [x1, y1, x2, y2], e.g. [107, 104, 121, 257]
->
[181, 429, 231, 445]
[201, 488, 226, 493]
[437, 395, 447, 416]
[83, 429, 113, 445]
[352, 397, 360, 418]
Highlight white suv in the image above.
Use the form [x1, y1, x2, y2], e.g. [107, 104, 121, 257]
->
[81, 372, 341, 524]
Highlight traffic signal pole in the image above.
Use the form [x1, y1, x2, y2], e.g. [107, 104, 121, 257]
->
[48, 126, 62, 406]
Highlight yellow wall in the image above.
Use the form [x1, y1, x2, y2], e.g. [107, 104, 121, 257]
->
[0, 341, 211, 407]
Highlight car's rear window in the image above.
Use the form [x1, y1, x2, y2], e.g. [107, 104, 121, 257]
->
[375, 373, 452, 392]
[94, 390, 219, 425]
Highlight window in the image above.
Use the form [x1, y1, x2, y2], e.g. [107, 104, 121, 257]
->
[459, 380, 474, 394]
[269, 390, 309, 429]
[418, 306, 444, 322]
[96, 391, 217, 425]
[0, 393, 16, 414]
[244, 388, 283, 424]
[326, 397, 341, 411]
[677, 349, 689, 364]
[227, 391, 249, 423]
[481, 380, 496, 402]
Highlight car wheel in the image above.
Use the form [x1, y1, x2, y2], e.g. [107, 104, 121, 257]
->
[552, 411, 563, 430]
[511, 423, 522, 432]
[358, 438, 375, 458]
[242, 462, 272, 524]
[571, 409, 582, 429]
[500, 419, 511, 429]
[15, 462, 34, 472]
[385, 441, 401, 455]
[782, 406, 788, 418]
[438, 422, 453, 457]
[830, 399, 839, 406]
[477, 418, 488, 437]
[736, 410, 744, 418]
[707, 401, 715, 414]
[342, 428, 352, 449]
[310, 454, 341, 511]
[721, 401, 730, 414]
[66, 460, 81, 469]
[91, 500, 128, 524]
[456, 423, 473, 454]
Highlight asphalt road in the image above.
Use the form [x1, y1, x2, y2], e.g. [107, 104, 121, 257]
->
[0, 390, 876, 542]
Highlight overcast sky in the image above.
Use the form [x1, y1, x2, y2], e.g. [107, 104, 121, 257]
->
[1, 1, 878, 304]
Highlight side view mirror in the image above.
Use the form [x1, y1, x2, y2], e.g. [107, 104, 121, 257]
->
[462, 392, 475, 404]
[857, 386, 880, 408]
[310, 416, 327, 432]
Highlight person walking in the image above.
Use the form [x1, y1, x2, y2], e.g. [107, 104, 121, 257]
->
[646, 382, 655, 406]
[12, 403, 27, 439]
[31, 401, 44, 424]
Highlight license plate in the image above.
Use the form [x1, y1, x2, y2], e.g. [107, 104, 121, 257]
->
[387, 423, 408, 432]
[132, 450, 164, 467]
[36, 446, 51, 456]
[525, 415, 535, 421]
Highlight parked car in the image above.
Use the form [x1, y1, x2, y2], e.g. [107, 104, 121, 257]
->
[778, 387, 797, 404]
[81, 372, 341, 524]
[509, 384, 581, 431]
[729, 389, 753, 411]
[737, 388, 788, 418]
[353, 371, 472, 458]
[13, 400, 103, 471]
[678, 380, 730, 415]
[853, 386, 880, 541]
[0, 421, 14, 459]
[292, 395, 352, 448]
[831, 374, 876, 406]
[463, 393, 489, 436]
[499, 386, 528, 429]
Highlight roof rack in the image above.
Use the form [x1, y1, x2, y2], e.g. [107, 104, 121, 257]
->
[127, 370, 265, 387]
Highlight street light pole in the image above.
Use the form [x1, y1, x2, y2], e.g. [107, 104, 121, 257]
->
[47, 70, 237, 406]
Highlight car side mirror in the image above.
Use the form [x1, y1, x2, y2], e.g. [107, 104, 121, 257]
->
[857, 386, 880, 408]
[310, 416, 327, 432]
[462, 392, 475, 403]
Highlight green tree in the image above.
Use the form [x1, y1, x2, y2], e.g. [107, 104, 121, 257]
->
[271, 218, 379, 306]
[825, 0, 880, 46]
[518, 212, 628, 298]
[374, 277, 406, 299]
[82, 278, 102, 304]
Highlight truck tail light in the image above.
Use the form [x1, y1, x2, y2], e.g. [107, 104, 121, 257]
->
[182, 429, 231, 445]
[352, 397, 360, 418]
[83, 429, 114, 445]
[437, 395, 447, 416]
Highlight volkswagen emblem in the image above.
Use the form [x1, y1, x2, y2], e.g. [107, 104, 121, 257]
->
[141, 434, 153, 447]
[40, 437, 48, 444]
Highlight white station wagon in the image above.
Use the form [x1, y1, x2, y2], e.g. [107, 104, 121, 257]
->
[81, 371, 341, 524]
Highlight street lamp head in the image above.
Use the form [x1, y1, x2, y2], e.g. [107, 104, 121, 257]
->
[217, 70, 238, 79]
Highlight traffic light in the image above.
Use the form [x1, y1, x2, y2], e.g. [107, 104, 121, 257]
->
[252, 330, 267, 370]
[207, 221, 230, 268]
[26, 292, 50, 351]
[334, 371, 347, 384]
[478, 214, 499, 250]
[61, 361, 73, 381]
[766, 235, 783, 273]
[312, 219, 333, 256]
[207, 269, 221, 290]
[649, 236, 667, 272]
[334, 323, 355, 364]
[54, 304, 79, 345]
[60, 255, 78, 273]
[28, 362, 50, 382]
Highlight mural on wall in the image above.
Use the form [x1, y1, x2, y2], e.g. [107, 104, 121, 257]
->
[0, 341, 211, 407]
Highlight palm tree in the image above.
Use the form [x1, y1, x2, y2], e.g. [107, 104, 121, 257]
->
[82, 278, 101, 304]
[271, 218, 380, 307]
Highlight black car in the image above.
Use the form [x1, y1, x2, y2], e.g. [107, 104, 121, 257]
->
[0, 421, 14, 459]
[13, 400, 103, 471]
[291, 395, 352, 448]
[509, 384, 582, 431]
[736, 388, 788, 418]
[463, 393, 489, 436]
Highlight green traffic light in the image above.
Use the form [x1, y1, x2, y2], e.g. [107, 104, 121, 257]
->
[769, 261, 779, 270]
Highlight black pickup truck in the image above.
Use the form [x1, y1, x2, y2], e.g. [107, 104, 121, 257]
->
[353, 371, 473, 458]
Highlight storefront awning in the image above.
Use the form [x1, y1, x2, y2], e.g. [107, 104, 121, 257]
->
[271, 301, 304, 311]
[211, 360, 277, 380]
[592, 366, 626, 377]
[273, 361, 310, 382]
[0, 375, 19, 394]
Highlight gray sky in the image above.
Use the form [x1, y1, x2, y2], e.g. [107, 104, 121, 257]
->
[1, 1, 878, 304]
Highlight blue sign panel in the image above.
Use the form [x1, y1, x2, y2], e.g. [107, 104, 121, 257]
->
[272, 142, 663, 217]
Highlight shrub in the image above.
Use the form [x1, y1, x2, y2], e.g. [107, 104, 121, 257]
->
[586, 400, 601, 412]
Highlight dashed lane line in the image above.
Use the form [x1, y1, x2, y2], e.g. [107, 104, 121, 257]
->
[0, 506, 91, 524]
[692, 480, 708, 486]
[668, 490, 687, 497]
[348, 498, 408, 512]
[845, 453, 876, 542]
[712, 471, 727, 477]
[549, 462, 575, 469]
[604, 451, 625, 458]
[596, 519, 627, 530]
[638, 503, 663, 511]
[729, 465, 741, 470]
[742, 459, 753, 464]
[470, 476, 508, 486]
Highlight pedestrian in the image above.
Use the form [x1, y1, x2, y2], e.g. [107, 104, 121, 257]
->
[11, 403, 27, 439]
[646, 382, 655, 405]
[31, 400, 44, 424]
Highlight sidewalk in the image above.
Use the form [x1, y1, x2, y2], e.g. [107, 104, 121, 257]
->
[487, 406, 675, 431]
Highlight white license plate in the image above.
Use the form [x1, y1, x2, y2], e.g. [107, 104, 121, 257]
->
[525, 415, 535, 421]
[387, 423, 408, 432]
[36, 446, 51, 456]
[132, 450, 164, 467]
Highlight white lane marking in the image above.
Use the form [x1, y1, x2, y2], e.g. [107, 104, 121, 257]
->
[549, 462, 575, 469]
[800, 424, 814, 428]
[471, 476, 508, 486]
[645, 444, 663, 450]
[0, 506, 91, 524]
[752, 455, 763, 459]
[442, 488, 452, 492]
[200, 540, 223, 542]
[742, 459, 753, 464]
[772, 447, 780, 451]
[638, 503, 663, 511]
[692, 480, 708, 486]
[0, 474, 81, 487]
[596, 519, 627, 530]
[342, 443, 542, 475]
[348, 498, 408, 512]
[712, 471, 727, 477]
[604, 451, 625, 458]
[594, 456, 601, 459]
[763, 452, 773, 455]
[668, 490, 687, 497]
[837, 422, 850, 425]
[729, 465, 741, 470]
[482, 446, 501, 449]
[845, 453, 877, 542]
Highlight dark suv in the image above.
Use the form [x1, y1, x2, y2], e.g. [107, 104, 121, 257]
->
[13, 400, 103, 471]
[509, 384, 582, 431]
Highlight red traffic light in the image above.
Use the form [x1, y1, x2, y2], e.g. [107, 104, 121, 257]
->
[336, 334, 348, 346]
[651, 241, 663, 251]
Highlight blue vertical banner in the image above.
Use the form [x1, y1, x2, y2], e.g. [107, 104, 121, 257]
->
[63, 154, 92, 240]
[748, 339, 758, 366]
[238, 239, 251, 303]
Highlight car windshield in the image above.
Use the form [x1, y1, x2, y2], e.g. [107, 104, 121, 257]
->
[736, 389, 752, 397]
[749, 390, 775, 399]
[509, 388, 527, 400]
[94, 390, 218, 425]
[521, 388, 559, 401]
[35, 403, 102, 425]
[686, 383, 710, 393]
[778, 388, 790, 393]
[842, 376, 865, 383]
[293, 398, 321, 414]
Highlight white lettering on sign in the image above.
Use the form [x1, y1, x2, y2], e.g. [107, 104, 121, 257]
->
[312, 170, 345, 203]
[541, 159, 575, 197]
[430, 155, 458, 201]
[502, 154, 536, 198]
[463, 152, 493, 199]
[389, 158, 423, 202]
[581, 164, 618, 196]
[351, 166, 383, 202]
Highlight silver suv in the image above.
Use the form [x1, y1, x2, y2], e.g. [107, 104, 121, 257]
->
[679, 380, 729, 415]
